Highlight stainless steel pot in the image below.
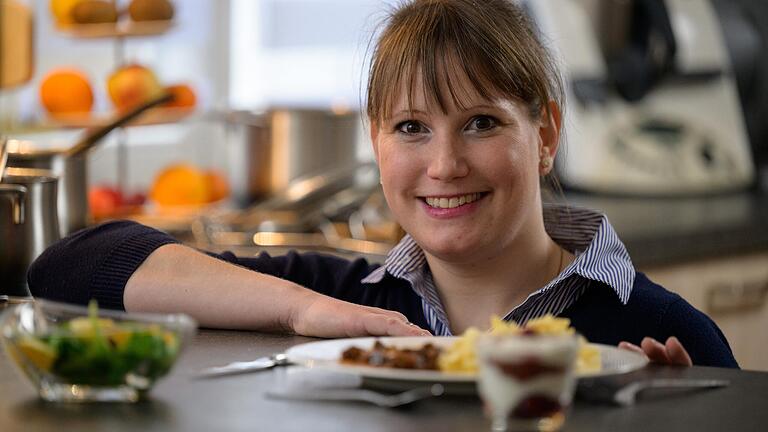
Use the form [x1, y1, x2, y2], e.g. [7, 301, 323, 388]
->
[226, 108, 362, 202]
[7, 143, 85, 236]
[0, 167, 60, 297]
[4, 92, 173, 236]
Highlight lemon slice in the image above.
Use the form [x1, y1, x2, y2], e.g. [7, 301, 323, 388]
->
[16, 336, 56, 372]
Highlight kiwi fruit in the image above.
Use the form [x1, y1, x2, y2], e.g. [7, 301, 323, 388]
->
[128, 0, 174, 22]
[71, 0, 118, 24]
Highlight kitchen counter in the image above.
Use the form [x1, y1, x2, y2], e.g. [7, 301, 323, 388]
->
[2, 329, 767, 432]
[561, 188, 768, 268]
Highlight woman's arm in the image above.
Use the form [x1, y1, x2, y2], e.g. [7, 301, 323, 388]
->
[28, 221, 429, 338]
[125, 243, 429, 337]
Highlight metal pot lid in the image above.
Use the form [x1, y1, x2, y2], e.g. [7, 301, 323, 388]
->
[2, 167, 58, 183]
[5, 139, 68, 157]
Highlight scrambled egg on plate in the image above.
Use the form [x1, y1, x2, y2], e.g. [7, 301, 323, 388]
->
[437, 315, 601, 374]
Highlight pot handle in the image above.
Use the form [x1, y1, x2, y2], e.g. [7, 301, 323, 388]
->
[0, 184, 27, 224]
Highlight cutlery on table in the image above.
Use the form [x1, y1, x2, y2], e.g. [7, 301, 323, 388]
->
[266, 384, 445, 408]
[577, 378, 730, 406]
[197, 353, 292, 378]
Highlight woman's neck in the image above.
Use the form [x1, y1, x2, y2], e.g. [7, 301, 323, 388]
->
[425, 227, 570, 334]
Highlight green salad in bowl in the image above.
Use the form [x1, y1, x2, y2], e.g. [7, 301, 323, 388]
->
[1, 299, 196, 402]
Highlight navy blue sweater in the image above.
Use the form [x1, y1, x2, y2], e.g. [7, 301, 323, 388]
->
[28, 221, 738, 368]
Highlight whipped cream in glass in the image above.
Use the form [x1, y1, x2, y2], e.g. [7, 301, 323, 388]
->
[476, 333, 579, 431]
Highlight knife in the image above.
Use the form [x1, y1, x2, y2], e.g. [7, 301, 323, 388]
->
[197, 353, 292, 378]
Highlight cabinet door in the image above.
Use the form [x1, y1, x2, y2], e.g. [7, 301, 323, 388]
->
[643, 252, 768, 371]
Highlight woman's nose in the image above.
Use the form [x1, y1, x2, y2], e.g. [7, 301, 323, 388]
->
[426, 136, 469, 181]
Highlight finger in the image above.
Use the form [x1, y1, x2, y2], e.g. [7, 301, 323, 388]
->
[618, 341, 647, 356]
[392, 322, 432, 337]
[363, 307, 431, 336]
[381, 316, 431, 336]
[366, 307, 410, 323]
[641, 337, 672, 364]
[665, 336, 693, 367]
[359, 314, 430, 337]
[365, 315, 405, 336]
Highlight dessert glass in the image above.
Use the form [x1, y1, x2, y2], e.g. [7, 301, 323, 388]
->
[476, 333, 579, 431]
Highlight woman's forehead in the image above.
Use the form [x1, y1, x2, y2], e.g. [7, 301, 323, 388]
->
[385, 68, 520, 117]
[386, 65, 507, 114]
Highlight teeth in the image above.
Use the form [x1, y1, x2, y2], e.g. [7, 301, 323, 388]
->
[425, 193, 481, 209]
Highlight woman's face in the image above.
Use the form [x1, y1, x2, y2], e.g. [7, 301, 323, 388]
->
[371, 74, 557, 263]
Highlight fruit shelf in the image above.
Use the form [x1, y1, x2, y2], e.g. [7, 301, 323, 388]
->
[54, 20, 174, 39]
[44, 107, 195, 129]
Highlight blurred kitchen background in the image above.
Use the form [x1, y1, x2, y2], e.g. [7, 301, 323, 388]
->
[1, 0, 767, 369]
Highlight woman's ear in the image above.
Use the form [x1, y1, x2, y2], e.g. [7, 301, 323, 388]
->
[538, 101, 562, 175]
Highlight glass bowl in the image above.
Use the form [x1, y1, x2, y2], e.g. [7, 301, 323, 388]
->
[0, 299, 196, 402]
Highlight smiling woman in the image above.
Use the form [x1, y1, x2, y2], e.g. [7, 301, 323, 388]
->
[28, 0, 737, 369]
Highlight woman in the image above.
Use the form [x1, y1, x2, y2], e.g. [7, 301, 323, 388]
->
[28, 0, 736, 367]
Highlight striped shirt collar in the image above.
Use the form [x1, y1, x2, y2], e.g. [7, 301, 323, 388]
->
[362, 203, 635, 332]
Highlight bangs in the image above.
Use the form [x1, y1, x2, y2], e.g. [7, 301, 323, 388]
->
[367, 0, 548, 124]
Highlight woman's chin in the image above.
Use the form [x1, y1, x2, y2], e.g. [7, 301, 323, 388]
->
[417, 237, 486, 262]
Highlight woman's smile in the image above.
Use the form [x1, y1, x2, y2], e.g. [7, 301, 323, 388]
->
[419, 192, 489, 219]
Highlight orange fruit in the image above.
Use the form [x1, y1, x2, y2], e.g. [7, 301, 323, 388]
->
[163, 84, 197, 109]
[39, 68, 94, 116]
[205, 170, 230, 202]
[150, 164, 211, 207]
[50, 0, 84, 26]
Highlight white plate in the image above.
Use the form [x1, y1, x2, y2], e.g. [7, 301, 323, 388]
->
[285, 336, 648, 384]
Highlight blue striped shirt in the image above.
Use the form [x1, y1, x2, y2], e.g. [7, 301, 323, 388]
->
[361, 203, 635, 335]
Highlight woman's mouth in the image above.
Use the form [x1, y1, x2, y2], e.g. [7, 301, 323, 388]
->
[423, 193, 484, 209]
[419, 192, 489, 219]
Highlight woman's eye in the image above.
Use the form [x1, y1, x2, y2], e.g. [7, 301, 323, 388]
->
[396, 121, 426, 135]
[468, 116, 498, 131]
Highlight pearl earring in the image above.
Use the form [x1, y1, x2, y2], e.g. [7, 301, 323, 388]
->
[540, 155, 553, 169]
[540, 146, 553, 170]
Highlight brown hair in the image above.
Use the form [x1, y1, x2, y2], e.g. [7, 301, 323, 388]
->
[366, 0, 564, 131]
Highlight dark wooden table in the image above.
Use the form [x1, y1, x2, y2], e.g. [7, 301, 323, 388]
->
[1, 330, 767, 431]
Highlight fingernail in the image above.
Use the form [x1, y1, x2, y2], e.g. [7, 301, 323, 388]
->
[643, 337, 664, 348]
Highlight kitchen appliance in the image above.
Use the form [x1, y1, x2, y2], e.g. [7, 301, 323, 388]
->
[5, 92, 172, 236]
[0, 167, 59, 297]
[527, 0, 756, 195]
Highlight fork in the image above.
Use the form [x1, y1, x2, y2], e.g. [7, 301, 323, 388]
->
[578, 378, 730, 406]
[265, 384, 445, 408]
[612, 378, 730, 406]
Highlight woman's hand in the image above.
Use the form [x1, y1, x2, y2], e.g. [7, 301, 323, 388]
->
[290, 295, 432, 338]
[619, 336, 693, 366]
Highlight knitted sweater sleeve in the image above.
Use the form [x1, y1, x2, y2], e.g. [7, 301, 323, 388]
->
[27, 221, 181, 310]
